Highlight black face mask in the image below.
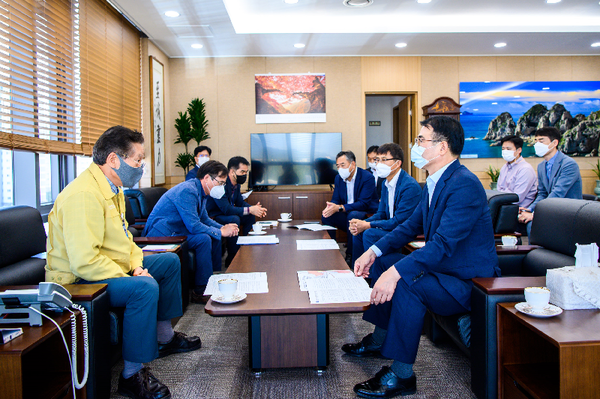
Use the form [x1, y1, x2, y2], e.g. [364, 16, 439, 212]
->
[235, 174, 247, 185]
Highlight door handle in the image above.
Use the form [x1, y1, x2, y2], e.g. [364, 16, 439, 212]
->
[295, 196, 308, 199]
[278, 196, 291, 200]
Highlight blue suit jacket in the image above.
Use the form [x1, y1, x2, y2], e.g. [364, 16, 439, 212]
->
[374, 161, 499, 307]
[331, 167, 379, 214]
[143, 179, 222, 239]
[185, 165, 199, 181]
[366, 169, 421, 231]
[206, 176, 250, 218]
[529, 151, 582, 212]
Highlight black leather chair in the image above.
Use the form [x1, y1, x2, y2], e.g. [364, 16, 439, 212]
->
[485, 189, 519, 235]
[124, 187, 168, 222]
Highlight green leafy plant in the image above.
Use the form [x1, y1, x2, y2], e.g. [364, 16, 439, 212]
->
[485, 165, 501, 183]
[175, 153, 195, 174]
[173, 98, 211, 174]
[592, 159, 600, 180]
[174, 111, 193, 153]
[187, 98, 210, 145]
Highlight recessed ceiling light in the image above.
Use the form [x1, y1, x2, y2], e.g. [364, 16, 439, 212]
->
[592, 42, 600, 47]
[492, 102, 498, 105]
[191, 43, 203, 49]
[484, 81, 491, 83]
[164, 11, 180, 18]
[542, 87, 550, 90]
[494, 42, 507, 48]
[395, 42, 407, 48]
[514, 96, 521, 98]
[284, 0, 298, 4]
[417, 0, 432, 3]
[294, 43, 305, 48]
[343, 0, 373, 8]
[546, 0, 561, 3]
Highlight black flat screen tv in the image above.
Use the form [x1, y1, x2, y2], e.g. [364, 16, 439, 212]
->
[250, 132, 342, 188]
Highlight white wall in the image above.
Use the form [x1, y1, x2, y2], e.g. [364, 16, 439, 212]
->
[365, 95, 405, 161]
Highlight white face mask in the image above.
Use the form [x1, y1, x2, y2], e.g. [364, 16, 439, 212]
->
[338, 166, 352, 180]
[376, 161, 398, 179]
[368, 162, 376, 170]
[502, 150, 516, 163]
[534, 142, 552, 157]
[209, 179, 225, 199]
[411, 143, 440, 169]
[197, 156, 209, 167]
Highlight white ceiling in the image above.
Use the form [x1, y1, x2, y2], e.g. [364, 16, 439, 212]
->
[110, 0, 600, 58]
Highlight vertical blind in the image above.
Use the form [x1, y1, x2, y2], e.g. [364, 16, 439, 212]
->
[78, 0, 141, 156]
[0, 0, 77, 154]
[0, 0, 140, 156]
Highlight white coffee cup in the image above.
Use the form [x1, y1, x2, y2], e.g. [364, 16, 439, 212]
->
[280, 213, 292, 220]
[218, 278, 238, 299]
[502, 235, 518, 246]
[524, 287, 550, 309]
[252, 223, 263, 233]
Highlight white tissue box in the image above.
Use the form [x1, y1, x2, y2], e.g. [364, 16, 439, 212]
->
[546, 266, 600, 310]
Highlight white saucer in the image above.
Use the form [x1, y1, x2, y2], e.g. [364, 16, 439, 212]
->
[278, 218, 292, 222]
[249, 231, 267, 235]
[210, 292, 247, 304]
[515, 302, 563, 318]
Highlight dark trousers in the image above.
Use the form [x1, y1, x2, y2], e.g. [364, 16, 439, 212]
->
[214, 213, 255, 261]
[363, 252, 470, 364]
[186, 233, 222, 286]
[78, 253, 182, 363]
[352, 227, 389, 265]
[322, 210, 367, 256]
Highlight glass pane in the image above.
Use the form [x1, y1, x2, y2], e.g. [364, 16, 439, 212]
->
[0, 149, 13, 208]
[76, 156, 93, 177]
[39, 153, 53, 205]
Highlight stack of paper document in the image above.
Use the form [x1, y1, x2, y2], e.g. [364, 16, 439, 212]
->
[296, 239, 339, 250]
[409, 241, 426, 249]
[142, 244, 179, 251]
[289, 224, 336, 232]
[203, 272, 269, 296]
[257, 220, 278, 227]
[241, 190, 253, 200]
[297, 270, 371, 304]
[237, 235, 279, 245]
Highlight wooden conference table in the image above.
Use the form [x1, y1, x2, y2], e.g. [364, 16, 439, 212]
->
[204, 221, 370, 370]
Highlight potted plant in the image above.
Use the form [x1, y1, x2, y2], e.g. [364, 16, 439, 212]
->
[592, 159, 600, 197]
[173, 98, 211, 175]
[485, 165, 501, 190]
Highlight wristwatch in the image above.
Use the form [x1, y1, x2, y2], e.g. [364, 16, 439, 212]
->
[338, 206, 344, 212]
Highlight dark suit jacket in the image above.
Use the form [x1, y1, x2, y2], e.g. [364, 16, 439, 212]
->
[143, 179, 222, 239]
[366, 169, 421, 231]
[206, 177, 250, 218]
[374, 160, 499, 308]
[367, 167, 384, 200]
[185, 165, 199, 181]
[331, 167, 379, 214]
[530, 151, 582, 212]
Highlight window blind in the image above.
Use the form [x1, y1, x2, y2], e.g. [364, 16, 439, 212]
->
[0, 0, 78, 154]
[78, 0, 141, 156]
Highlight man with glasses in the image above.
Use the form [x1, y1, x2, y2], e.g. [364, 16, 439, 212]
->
[366, 145, 384, 200]
[322, 150, 379, 265]
[207, 156, 267, 267]
[185, 145, 212, 181]
[345, 116, 499, 398]
[349, 143, 421, 267]
[144, 160, 239, 304]
[46, 126, 201, 399]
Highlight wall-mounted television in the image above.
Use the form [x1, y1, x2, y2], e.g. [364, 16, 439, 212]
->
[250, 132, 342, 188]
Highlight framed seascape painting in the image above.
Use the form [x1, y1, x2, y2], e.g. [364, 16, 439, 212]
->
[459, 81, 600, 159]
[255, 73, 326, 124]
[149, 56, 165, 185]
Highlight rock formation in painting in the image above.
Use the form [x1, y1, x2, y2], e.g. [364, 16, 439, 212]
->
[515, 104, 548, 137]
[484, 112, 516, 142]
[559, 111, 600, 156]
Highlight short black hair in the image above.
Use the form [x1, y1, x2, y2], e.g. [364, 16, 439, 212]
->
[500, 135, 524, 149]
[336, 150, 356, 164]
[93, 126, 144, 165]
[194, 145, 212, 156]
[376, 143, 404, 164]
[228, 156, 249, 171]
[420, 116, 464, 156]
[197, 160, 227, 180]
[367, 145, 379, 155]
[534, 127, 561, 143]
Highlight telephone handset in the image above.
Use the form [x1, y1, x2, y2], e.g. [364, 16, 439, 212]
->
[38, 282, 73, 309]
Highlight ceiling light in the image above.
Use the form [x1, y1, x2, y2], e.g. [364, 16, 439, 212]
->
[417, 0, 432, 3]
[191, 43, 203, 49]
[294, 43, 305, 48]
[164, 11, 180, 18]
[542, 87, 550, 90]
[395, 42, 407, 48]
[514, 96, 521, 98]
[284, 0, 298, 3]
[592, 42, 600, 47]
[343, 0, 373, 8]
[494, 42, 507, 48]
[492, 102, 498, 105]
[546, 0, 561, 3]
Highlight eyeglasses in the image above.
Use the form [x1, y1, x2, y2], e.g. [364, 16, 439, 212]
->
[374, 157, 399, 163]
[211, 177, 227, 187]
[122, 155, 145, 168]
[414, 137, 439, 146]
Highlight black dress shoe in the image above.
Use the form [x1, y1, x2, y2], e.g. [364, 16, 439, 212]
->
[190, 290, 210, 304]
[342, 333, 383, 358]
[158, 331, 202, 358]
[117, 367, 171, 399]
[345, 252, 353, 266]
[354, 366, 417, 398]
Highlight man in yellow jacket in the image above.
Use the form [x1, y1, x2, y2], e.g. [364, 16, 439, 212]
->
[45, 126, 200, 399]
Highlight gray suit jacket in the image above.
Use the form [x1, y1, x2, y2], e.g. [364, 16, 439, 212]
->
[530, 151, 582, 212]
